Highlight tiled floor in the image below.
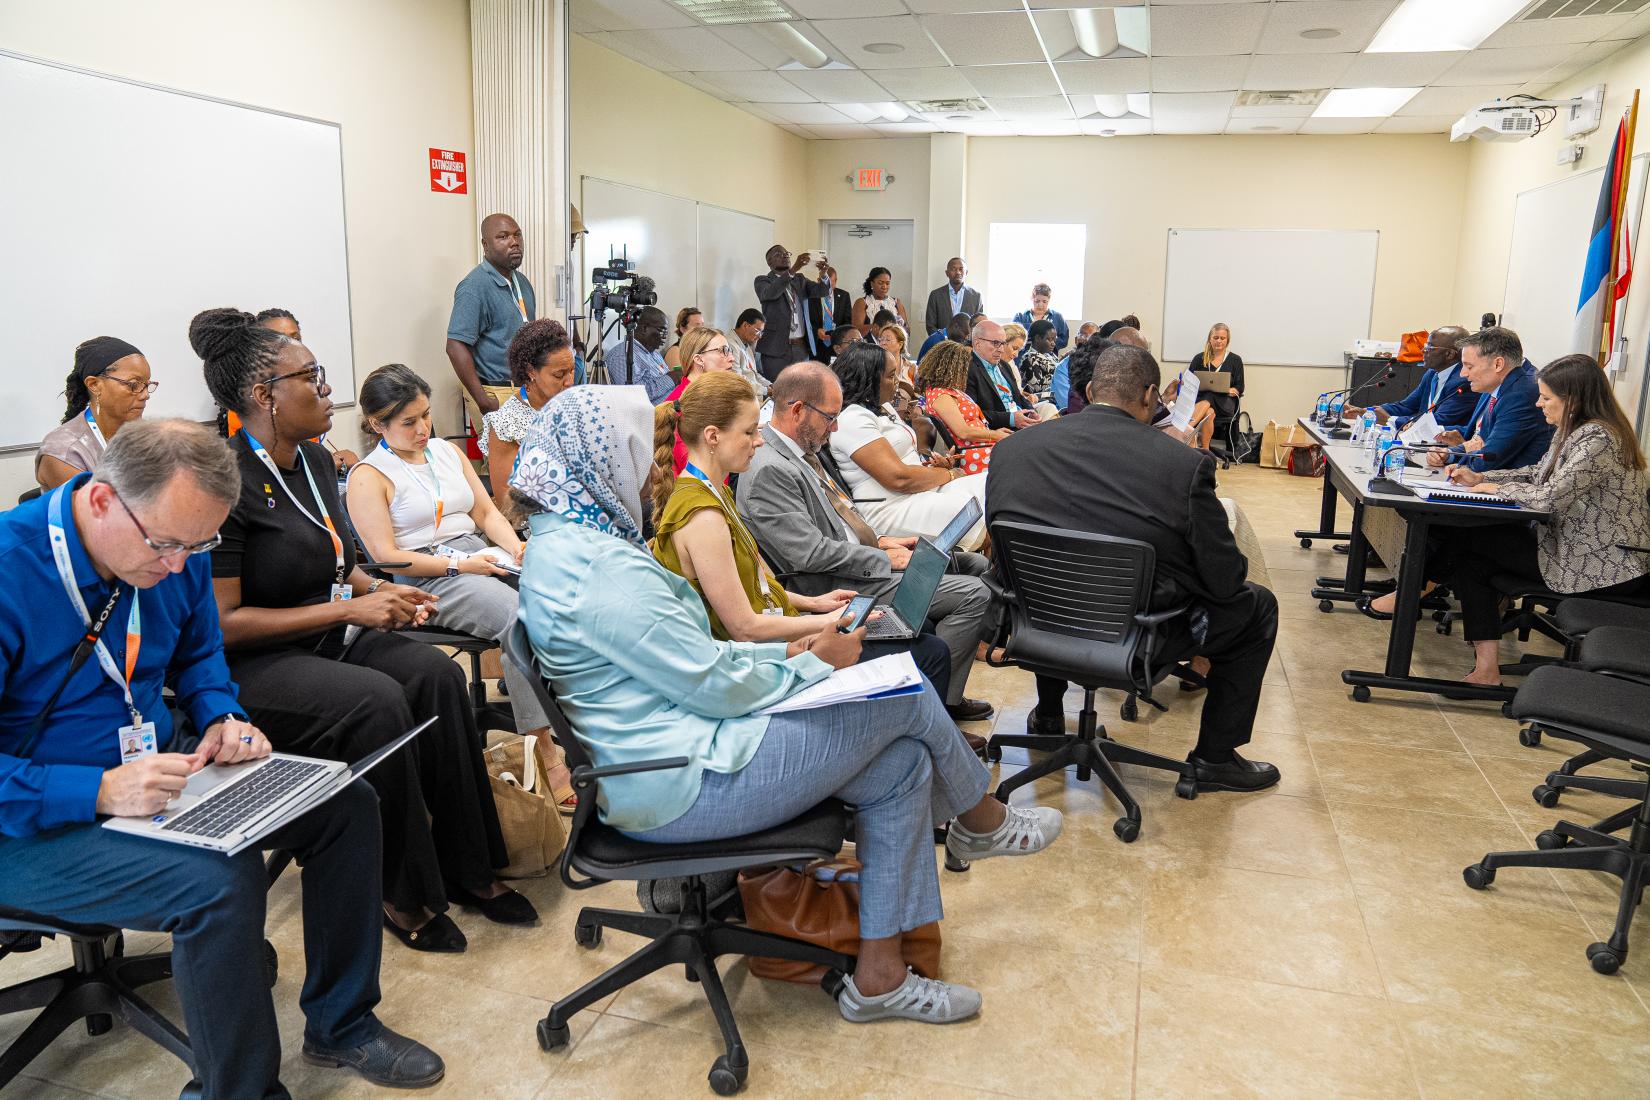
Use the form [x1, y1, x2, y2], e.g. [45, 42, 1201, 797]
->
[7, 466, 1649, 1098]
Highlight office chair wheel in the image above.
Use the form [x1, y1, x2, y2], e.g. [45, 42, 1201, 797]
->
[944, 849, 971, 873]
[574, 921, 603, 948]
[1519, 727, 1542, 747]
[1462, 863, 1495, 890]
[709, 1054, 747, 1095]
[537, 1019, 570, 1051]
[1174, 776, 1198, 801]
[1535, 829, 1569, 851]
[1532, 784, 1560, 809]
[985, 742, 1002, 763]
[1300, 538, 1313, 549]
[1587, 942, 1624, 975]
[1120, 697, 1138, 722]
[1435, 621, 1452, 635]
[1113, 817, 1140, 843]
[1351, 685, 1372, 703]
[1318, 599, 1334, 613]
[263, 939, 278, 988]
[820, 968, 849, 1000]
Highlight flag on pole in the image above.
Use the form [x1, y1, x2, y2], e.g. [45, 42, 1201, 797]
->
[1575, 98, 1637, 365]
[1604, 91, 1639, 369]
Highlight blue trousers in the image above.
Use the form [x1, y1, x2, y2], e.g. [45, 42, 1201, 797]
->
[630, 686, 988, 939]
[0, 781, 385, 1100]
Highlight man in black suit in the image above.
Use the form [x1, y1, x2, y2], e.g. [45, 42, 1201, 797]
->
[923, 256, 984, 338]
[754, 245, 833, 381]
[984, 343, 1280, 792]
[966, 319, 1040, 431]
[805, 265, 853, 363]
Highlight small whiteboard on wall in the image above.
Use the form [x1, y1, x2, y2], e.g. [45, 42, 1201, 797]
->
[1162, 229, 1379, 366]
[1501, 154, 1649, 370]
[697, 203, 775, 333]
[0, 50, 354, 452]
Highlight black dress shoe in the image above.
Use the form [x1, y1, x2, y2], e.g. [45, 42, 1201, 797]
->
[960, 730, 988, 756]
[1186, 751, 1281, 793]
[303, 1026, 445, 1088]
[382, 912, 467, 953]
[946, 698, 995, 721]
[449, 886, 538, 925]
[1025, 710, 1066, 738]
[1354, 596, 1394, 621]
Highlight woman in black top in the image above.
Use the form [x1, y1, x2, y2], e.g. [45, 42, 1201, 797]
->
[195, 308, 528, 953]
[1187, 322, 1243, 420]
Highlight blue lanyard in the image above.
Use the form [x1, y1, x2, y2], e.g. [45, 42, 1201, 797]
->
[47, 485, 143, 725]
[242, 430, 347, 584]
[82, 405, 108, 449]
[682, 461, 777, 607]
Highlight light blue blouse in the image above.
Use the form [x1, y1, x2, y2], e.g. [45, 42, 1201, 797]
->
[518, 511, 833, 832]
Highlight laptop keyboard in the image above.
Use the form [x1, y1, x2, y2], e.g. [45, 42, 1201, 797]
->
[864, 608, 907, 640]
[160, 758, 329, 839]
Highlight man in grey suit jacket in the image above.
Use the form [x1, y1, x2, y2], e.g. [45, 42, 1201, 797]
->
[736, 363, 997, 722]
[924, 256, 984, 339]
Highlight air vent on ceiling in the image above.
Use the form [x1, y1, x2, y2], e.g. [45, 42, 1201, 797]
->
[1518, 0, 1650, 19]
[669, 0, 791, 25]
[1234, 89, 1326, 108]
[908, 98, 991, 114]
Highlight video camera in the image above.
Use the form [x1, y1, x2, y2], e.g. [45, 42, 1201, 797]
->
[590, 259, 656, 316]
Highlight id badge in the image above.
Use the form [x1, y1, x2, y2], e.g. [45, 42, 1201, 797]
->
[118, 721, 159, 765]
[761, 606, 785, 616]
[330, 584, 353, 603]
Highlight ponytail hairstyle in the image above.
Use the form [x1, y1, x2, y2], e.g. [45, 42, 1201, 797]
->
[863, 266, 892, 298]
[678, 325, 728, 380]
[189, 307, 291, 417]
[358, 363, 432, 442]
[1539, 353, 1647, 471]
[1203, 322, 1231, 366]
[62, 336, 143, 423]
[650, 371, 756, 522]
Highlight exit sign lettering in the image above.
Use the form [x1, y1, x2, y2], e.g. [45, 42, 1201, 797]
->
[853, 168, 889, 191]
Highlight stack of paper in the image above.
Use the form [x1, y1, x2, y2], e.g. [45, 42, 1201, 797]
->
[759, 652, 923, 715]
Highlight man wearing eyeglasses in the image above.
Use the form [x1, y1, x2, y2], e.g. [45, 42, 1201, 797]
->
[1343, 325, 1474, 431]
[966, 319, 1040, 431]
[0, 419, 443, 1098]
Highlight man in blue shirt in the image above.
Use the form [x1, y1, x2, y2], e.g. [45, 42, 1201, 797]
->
[446, 213, 535, 434]
[1049, 321, 1099, 410]
[1426, 326, 1553, 473]
[601, 305, 675, 403]
[0, 420, 441, 1099]
[1344, 325, 1477, 430]
[965, 320, 1040, 430]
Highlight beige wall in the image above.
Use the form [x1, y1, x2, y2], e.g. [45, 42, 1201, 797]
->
[805, 136, 932, 302]
[0, 0, 476, 503]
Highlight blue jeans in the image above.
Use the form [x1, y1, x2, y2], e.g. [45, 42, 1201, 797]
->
[629, 686, 988, 939]
[0, 781, 386, 1100]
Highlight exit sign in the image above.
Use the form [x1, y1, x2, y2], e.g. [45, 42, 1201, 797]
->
[853, 167, 890, 191]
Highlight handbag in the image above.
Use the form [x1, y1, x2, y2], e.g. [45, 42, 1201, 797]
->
[1287, 443, 1327, 478]
[1258, 419, 1285, 468]
[483, 734, 567, 878]
[1228, 411, 1262, 464]
[737, 858, 941, 983]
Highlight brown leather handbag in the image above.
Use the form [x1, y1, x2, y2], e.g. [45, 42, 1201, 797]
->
[737, 858, 941, 983]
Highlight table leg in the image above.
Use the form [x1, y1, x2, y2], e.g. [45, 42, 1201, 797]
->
[1293, 475, 1351, 548]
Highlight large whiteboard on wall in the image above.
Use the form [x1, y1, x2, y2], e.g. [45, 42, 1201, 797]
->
[0, 51, 354, 452]
[1162, 228, 1379, 366]
[698, 202, 775, 333]
[1502, 154, 1649, 369]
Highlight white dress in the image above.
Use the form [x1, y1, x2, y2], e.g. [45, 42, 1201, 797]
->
[828, 403, 986, 551]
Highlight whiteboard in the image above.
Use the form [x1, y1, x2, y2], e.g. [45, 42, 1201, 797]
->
[1162, 229, 1379, 367]
[1502, 154, 1650, 369]
[0, 51, 354, 452]
[698, 203, 775, 333]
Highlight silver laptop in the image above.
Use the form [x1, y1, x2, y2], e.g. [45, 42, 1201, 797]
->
[931, 497, 983, 556]
[864, 538, 949, 642]
[103, 718, 434, 856]
[1191, 370, 1231, 391]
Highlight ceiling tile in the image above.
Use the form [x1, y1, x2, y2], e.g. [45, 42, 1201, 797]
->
[1080, 117, 1153, 137]
[1298, 117, 1382, 135]
[871, 120, 942, 134]
[1150, 90, 1236, 132]
[920, 12, 1049, 65]
[1229, 100, 1317, 118]
[1151, 4, 1268, 57]
[1008, 119, 1086, 135]
[709, 22, 839, 69]
[1434, 44, 1585, 88]
[667, 71, 734, 99]
[1480, 12, 1634, 49]
[1527, 39, 1633, 90]
[1619, 10, 1650, 39]
[1148, 56, 1247, 92]
[787, 0, 907, 16]
[986, 95, 1078, 119]
[750, 102, 859, 124]
[1056, 58, 1153, 94]
[691, 70, 816, 103]
[1376, 115, 1455, 134]
[1256, 1, 1398, 55]
[570, 0, 697, 32]
[1153, 116, 1228, 134]
[1242, 53, 1355, 91]
[1339, 51, 1458, 88]
[960, 64, 1062, 97]
[1397, 84, 1517, 118]
[809, 16, 952, 69]
[806, 123, 883, 138]
[869, 67, 981, 99]
[778, 68, 894, 102]
[780, 124, 821, 139]
[597, 27, 765, 71]
[1226, 117, 1304, 134]
[904, 0, 1025, 12]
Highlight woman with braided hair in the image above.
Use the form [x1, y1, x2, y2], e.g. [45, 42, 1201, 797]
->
[35, 336, 156, 489]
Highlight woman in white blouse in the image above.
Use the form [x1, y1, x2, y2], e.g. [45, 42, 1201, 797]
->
[481, 319, 579, 514]
[827, 342, 986, 551]
[852, 267, 907, 337]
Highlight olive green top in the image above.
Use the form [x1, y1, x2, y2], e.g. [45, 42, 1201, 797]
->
[650, 475, 796, 640]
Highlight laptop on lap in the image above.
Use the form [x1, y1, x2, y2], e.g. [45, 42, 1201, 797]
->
[863, 538, 949, 642]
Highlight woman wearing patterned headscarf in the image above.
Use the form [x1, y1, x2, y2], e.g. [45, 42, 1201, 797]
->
[36, 336, 157, 489]
[512, 385, 1063, 1028]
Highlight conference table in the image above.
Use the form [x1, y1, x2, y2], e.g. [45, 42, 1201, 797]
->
[1291, 417, 1551, 704]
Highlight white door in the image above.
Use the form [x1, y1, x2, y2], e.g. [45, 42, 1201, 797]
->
[824, 220, 916, 333]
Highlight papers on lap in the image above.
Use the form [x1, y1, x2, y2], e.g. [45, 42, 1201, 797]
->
[759, 652, 924, 715]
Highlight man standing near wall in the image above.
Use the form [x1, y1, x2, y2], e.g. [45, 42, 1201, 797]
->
[924, 257, 984, 339]
[446, 213, 535, 435]
[754, 245, 833, 382]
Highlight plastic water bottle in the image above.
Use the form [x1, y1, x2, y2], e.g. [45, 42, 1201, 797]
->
[1352, 408, 1375, 443]
[1315, 395, 1330, 425]
[1374, 427, 1397, 479]
[1329, 394, 1347, 423]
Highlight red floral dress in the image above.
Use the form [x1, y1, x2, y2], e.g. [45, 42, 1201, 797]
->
[924, 387, 995, 475]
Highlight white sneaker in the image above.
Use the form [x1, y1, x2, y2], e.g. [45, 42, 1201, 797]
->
[945, 804, 1063, 864]
[837, 969, 982, 1024]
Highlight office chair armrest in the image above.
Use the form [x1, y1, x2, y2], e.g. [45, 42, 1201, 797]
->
[574, 756, 691, 783]
[1132, 604, 1192, 701]
[359, 561, 413, 576]
[1133, 604, 1190, 628]
[558, 755, 694, 892]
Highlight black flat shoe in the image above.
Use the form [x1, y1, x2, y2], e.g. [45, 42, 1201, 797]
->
[1025, 710, 1066, 738]
[946, 698, 995, 722]
[1186, 751, 1281, 793]
[383, 911, 467, 953]
[303, 1025, 445, 1088]
[1355, 596, 1395, 621]
[449, 886, 538, 926]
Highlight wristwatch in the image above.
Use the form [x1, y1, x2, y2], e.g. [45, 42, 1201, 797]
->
[366, 578, 386, 594]
[446, 562, 459, 578]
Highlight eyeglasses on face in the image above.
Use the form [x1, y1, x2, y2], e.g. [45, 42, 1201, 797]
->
[800, 401, 841, 426]
[111, 487, 222, 558]
[99, 375, 160, 396]
[977, 337, 1007, 349]
[700, 345, 734, 359]
[265, 364, 328, 391]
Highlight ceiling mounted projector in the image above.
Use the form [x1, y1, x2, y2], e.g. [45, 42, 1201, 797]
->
[1451, 86, 1605, 144]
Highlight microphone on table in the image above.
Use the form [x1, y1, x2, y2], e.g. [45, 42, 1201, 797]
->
[1320, 371, 1393, 436]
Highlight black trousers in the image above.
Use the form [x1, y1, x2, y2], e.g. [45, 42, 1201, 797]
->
[1426, 523, 1650, 642]
[1034, 582, 1279, 757]
[863, 630, 952, 706]
[229, 629, 506, 915]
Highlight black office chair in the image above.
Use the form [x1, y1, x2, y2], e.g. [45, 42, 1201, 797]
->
[0, 909, 191, 1087]
[501, 623, 856, 1096]
[1464, 666, 1650, 974]
[1527, 625, 1650, 808]
[982, 521, 1200, 843]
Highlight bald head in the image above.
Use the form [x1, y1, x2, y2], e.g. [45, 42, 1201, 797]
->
[1087, 344, 1162, 420]
[770, 362, 842, 453]
[481, 213, 524, 272]
[972, 319, 1006, 364]
[1425, 325, 1468, 373]
[1109, 326, 1150, 351]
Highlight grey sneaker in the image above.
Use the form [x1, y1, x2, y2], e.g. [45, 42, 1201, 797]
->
[837, 969, 982, 1024]
[945, 804, 1063, 864]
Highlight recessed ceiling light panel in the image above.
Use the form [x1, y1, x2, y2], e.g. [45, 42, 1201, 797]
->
[1312, 86, 1421, 118]
[670, 0, 792, 25]
[1366, 0, 1525, 53]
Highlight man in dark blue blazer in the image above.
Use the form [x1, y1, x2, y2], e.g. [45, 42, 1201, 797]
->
[1425, 326, 1552, 473]
[1345, 325, 1476, 430]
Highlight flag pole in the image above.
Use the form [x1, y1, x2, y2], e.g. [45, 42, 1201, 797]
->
[1603, 90, 1639, 364]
